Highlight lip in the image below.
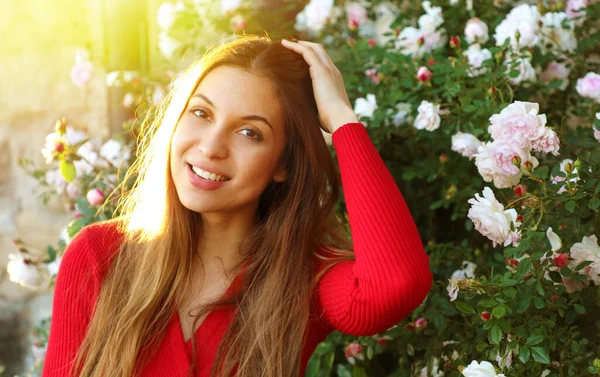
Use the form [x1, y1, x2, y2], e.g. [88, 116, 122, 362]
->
[187, 164, 229, 191]
[187, 162, 230, 180]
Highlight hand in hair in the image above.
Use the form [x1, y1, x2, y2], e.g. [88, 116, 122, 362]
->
[281, 38, 359, 134]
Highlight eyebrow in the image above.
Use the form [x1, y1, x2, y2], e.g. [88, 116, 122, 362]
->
[191, 93, 274, 131]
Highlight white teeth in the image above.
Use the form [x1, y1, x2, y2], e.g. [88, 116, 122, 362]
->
[191, 165, 228, 182]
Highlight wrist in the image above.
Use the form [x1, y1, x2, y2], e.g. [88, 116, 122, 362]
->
[328, 111, 360, 133]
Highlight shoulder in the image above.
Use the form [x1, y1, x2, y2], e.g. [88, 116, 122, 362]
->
[61, 217, 125, 281]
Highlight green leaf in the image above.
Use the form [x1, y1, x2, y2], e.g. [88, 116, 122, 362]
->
[519, 346, 531, 363]
[337, 364, 352, 377]
[455, 301, 476, 314]
[531, 346, 551, 364]
[517, 295, 531, 313]
[479, 299, 498, 308]
[533, 297, 545, 309]
[565, 200, 577, 213]
[352, 366, 367, 377]
[492, 306, 506, 318]
[59, 160, 77, 183]
[589, 197, 600, 210]
[490, 325, 502, 344]
[533, 166, 549, 179]
[574, 304, 585, 314]
[526, 333, 544, 346]
[536, 281, 545, 295]
[305, 357, 320, 377]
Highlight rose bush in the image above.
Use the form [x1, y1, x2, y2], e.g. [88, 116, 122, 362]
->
[7, 0, 600, 376]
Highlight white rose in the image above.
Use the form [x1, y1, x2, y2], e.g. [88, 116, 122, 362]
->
[419, 357, 444, 377]
[221, 0, 242, 14]
[374, 2, 399, 45]
[422, 28, 448, 52]
[7, 253, 43, 289]
[451, 132, 482, 159]
[546, 227, 563, 252]
[569, 235, 600, 284]
[295, 0, 335, 36]
[418, 1, 444, 32]
[46, 255, 62, 277]
[395, 26, 425, 58]
[468, 187, 521, 247]
[354, 94, 378, 119]
[158, 32, 181, 60]
[41, 133, 63, 164]
[451, 260, 477, 279]
[464, 17, 489, 44]
[447, 277, 460, 301]
[65, 126, 87, 146]
[540, 12, 577, 55]
[463, 44, 492, 77]
[493, 4, 541, 48]
[505, 54, 536, 85]
[392, 103, 412, 127]
[462, 360, 506, 377]
[414, 100, 441, 131]
[156, 1, 185, 30]
[122, 93, 135, 108]
[100, 139, 131, 167]
[45, 169, 67, 194]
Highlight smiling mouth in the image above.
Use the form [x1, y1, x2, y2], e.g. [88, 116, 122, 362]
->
[188, 164, 230, 182]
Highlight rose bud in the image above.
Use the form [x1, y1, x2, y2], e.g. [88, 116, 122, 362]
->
[553, 253, 569, 268]
[513, 184, 527, 196]
[516, 215, 524, 223]
[505, 257, 519, 267]
[73, 211, 83, 219]
[512, 155, 522, 167]
[407, 322, 416, 330]
[488, 86, 497, 96]
[415, 317, 428, 329]
[417, 66, 433, 82]
[417, 36, 425, 46]
[550, 295, 559, 302]
[86, 188, 105, 206]
[450, 36, 460, 48]
[523, 161, 534, 172]
[480, 311, 491, 321]
[368, 38, 376, 47]
[345, 342, 362, 358]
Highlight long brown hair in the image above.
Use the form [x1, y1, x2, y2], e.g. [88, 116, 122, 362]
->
[73, 35, 354, 377]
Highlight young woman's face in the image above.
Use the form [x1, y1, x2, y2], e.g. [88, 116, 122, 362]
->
[170, 65, 287, 216]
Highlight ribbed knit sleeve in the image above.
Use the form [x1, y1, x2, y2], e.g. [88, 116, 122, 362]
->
[41, 226, 102, 377]
[316, 122, 433, 336]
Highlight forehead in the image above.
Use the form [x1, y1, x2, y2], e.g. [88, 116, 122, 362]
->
[193, 65, 284, 125]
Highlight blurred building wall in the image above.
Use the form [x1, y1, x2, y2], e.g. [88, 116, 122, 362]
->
[0, 0, 109, 374]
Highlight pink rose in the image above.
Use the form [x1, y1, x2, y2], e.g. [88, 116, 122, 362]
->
[540, 62, 570, 91]
[488, 101, 547, 149]
[531, 127, 560, 155]
[364, 68, 381, 84]
[86, 188, 105, 206]
[71, 61, 94, 87]
[464, 17, 489, 44]
[346, 2, 368, 29]
[416, 66, 432, 82]
[595, 129, 600, 142]
[566, 0, 590, 24]
[576, 72, 600, 102]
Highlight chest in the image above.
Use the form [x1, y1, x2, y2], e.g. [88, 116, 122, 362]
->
[177, 274, 233, 343]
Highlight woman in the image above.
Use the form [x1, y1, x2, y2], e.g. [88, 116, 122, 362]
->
[42, 35, 432, 377]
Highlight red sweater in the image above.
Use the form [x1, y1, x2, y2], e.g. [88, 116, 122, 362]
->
[41, 122, 432, 377]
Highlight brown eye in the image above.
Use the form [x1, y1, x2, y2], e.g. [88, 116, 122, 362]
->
[190, 109, 209, 119]
[240, 128, 262, 141]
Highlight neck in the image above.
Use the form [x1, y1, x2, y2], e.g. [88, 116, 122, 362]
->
[195, 206, 258, 273]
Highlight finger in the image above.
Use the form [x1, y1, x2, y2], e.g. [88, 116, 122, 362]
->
[281, 39, 327, 70]
[296, 41, 335, 68]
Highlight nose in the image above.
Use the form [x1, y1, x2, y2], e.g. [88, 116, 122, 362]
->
[197, 126, 229, 160]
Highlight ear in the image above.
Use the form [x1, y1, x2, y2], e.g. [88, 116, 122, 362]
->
[273, 165, 288, 183]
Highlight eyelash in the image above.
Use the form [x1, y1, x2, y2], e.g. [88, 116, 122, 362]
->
[189, 108, 262, 141]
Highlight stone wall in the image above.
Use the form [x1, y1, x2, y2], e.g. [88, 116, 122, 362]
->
[0, 0, 108, 374]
